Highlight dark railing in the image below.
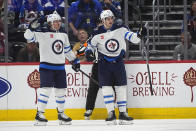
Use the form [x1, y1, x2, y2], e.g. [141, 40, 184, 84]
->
[152, 0, 160, 50]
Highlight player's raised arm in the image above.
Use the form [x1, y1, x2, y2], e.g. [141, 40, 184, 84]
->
[124, 26, 147, 44]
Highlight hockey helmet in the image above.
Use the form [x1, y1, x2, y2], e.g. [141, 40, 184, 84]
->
[100, 10, 114, 20]
[47, 12, 61, 23]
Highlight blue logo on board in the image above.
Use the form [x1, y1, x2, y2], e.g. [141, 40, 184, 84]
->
[0, 77, 12, 98]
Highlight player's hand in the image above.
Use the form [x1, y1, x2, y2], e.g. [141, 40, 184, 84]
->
[71, 58, 80, 72]
[77, 42, 88, 57]
[29, 16, 41, 30]
[137, 26, 147, 38]
[85, 50, 95, 62]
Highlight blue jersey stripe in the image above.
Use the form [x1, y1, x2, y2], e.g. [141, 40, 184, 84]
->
[125, 32, 129, 39]
[64, 46, 70, 49]
[104, 95, 113, 98]
[38, 99, 48, 104]
[64, 48, 72, 53]
[118, 105, 126, 107]
[128, 33, 133, 41]
[40, 94, 49, 98]
[56, 100, 65, 104]
[117, 101, 127, 104]
[40, 64, 65, 70]
[103, 56, 118, 62]
[105, 100, 114, 104]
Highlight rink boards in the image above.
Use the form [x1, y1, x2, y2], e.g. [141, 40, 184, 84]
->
[0, 61, 196, 121]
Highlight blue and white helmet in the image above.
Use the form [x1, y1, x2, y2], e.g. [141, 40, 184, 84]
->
[47, 11, 61, 23]
[100, 10, 114, 21]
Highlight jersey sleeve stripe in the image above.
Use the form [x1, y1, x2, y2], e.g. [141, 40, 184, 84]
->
[27, 36, 36, 43]
[64, 48, 72, 53]
[128, 33, 134, 41]
[124, 31, 130, 39]
[64, 46, 71, 49]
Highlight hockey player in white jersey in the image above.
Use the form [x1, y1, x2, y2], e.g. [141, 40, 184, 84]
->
[85, 10, 146, 125]
[24, 12, 80, 126]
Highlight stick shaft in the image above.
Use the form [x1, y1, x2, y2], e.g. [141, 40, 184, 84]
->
[78, 69, 99, 86]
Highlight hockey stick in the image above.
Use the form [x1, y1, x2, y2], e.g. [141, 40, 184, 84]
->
[139, 8, 154, 96]
[78, 68, 99, 86]
[142, 38, 153, 96]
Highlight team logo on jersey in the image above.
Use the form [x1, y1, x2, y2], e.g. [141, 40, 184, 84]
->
[105, 39, 119, 52]
[52, 40, 63, 54]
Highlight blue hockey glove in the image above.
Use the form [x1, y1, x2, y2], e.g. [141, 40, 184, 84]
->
[137, 26, 147, 38]
[85, 50, 95, 62]
[71, 58, 80, 72]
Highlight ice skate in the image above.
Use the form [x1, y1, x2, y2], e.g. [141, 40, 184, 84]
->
[84, 110, 93, 120]
[34, 111, 48, 126]
[105, 110, 117, 125]
[58, 111, 72, 125]
[118, 112, 133, 125]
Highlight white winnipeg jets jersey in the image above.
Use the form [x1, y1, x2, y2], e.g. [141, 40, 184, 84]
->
[24, 27, 75, 69]
[88, 24, 141, 57]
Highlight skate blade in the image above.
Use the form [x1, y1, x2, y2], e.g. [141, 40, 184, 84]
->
[34, 120, 47, 126]
[84, 116, 90, 120]
[106, 120, 117, 125]
[118, 120, 133, 125]
[59, 120, 72, 125]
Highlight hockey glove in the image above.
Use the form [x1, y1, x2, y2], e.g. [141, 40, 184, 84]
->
[85, 50, 95, 62]
[137, 26, 147, 38]
[28, 16, 42, 31]
[71, 58, 80, 72]
[77, 42, 88, 57]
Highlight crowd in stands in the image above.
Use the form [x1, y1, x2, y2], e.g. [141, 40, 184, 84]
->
[0, 0, 196, 62]
[0, 0, 124, 62]
[177, 0, 196, 60]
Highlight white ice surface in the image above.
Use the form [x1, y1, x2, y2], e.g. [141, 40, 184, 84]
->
[0, 119, 196, 131]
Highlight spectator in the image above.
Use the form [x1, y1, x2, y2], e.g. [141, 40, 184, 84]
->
[6, 0, 23, 26]
[38, 0, 47, 6]
[189, 0, 196, 21]
[182, 1, 196, 32]
[100, 0, 123, 26]
[128, 0, 140, 22]
[72, 28, 88, 62]
[19, 0, 44, 26]
[173, 32, 196, 60]
[0, 31, 4, 57]
[17, 40, 39, 62]
[101, 0, 122, 19]
[188, 16, 196, 44]
[8, 0, 23, 13]
[68, 0, 102, 36]
[0, 5, 4, 57]
[0, 17, 3, 33]
[41, 0, 65, 17]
